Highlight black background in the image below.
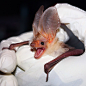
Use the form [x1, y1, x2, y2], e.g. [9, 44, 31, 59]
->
[0, 0, 86, 41]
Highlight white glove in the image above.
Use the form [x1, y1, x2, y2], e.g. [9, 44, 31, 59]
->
[0, 32, 33, 86]
[0, 3, 86, 86]
[0, 75, 18, 86]
[15, 3, 86, 86]
[0, 37, 21, 86]
[0, 32, 33, 73]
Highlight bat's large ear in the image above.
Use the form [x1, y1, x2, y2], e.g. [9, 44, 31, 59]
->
[38, 7, 61, 42]
[32, 5, 44, 38]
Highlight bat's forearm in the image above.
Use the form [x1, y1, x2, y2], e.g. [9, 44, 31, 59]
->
[44, 49, 84, 82]
[2, 41, 29, 51]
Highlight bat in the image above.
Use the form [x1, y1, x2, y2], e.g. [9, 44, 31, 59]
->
[2, 5, 85, 82]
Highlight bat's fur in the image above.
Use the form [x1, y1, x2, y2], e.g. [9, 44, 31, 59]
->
[44, 37, 69, 57]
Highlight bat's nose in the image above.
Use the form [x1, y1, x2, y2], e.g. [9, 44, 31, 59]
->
[30, 43, 35, 47]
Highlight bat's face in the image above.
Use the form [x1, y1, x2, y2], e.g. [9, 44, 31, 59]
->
[30, 33, 49, 59]
[30, 5, 61, 59]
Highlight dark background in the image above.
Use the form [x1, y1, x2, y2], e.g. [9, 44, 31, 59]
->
[0, 0, 86, 41]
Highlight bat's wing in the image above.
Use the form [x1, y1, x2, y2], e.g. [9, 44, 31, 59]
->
[38, 7, 61, 42]
[61, 23, 85, 50]
[32, 5, 44, 38]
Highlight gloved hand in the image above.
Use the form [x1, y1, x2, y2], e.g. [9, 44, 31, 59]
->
[0, 36, 21, 86]
[0, 75, 18, 86]
[16, 3, 86, 86]
[0, 32, 33, 86]
[0, 3, 86, 86]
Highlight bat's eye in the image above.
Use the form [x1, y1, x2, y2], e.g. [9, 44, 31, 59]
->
[41, 42, 44, 45]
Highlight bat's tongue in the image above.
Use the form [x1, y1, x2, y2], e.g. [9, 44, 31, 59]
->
[35, 48, 44, 59]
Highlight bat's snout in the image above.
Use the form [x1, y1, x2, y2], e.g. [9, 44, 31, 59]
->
[30, 40, 40, 48]
[30, 42, 35, 47]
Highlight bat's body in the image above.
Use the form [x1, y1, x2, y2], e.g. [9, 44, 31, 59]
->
[2, 5, 85, 81]
[30, 31, 69, 59]
[30, 5, 84, 59]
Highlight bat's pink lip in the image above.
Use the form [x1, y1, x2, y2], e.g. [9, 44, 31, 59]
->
[34, 47, 45, 59]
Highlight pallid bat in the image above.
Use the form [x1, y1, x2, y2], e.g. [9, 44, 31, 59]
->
[2, 5, 85, 82]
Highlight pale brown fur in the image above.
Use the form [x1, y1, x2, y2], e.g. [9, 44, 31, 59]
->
[44, 37, 69, 57]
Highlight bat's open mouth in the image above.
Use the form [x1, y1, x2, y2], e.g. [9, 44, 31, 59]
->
[31, 47, 45, 59]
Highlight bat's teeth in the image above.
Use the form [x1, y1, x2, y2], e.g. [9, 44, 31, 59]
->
[35, 47, 38, 50]
[36, 48, 37, 49]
